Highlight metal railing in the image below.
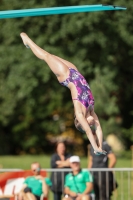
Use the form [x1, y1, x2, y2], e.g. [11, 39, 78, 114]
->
[0, 168, 133, 200]
[45, 168, 133, 200]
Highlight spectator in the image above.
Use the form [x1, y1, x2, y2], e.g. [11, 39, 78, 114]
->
[63, 156, 95, 200]
[50, 141, 72, 200]
[88, 135, 117, 200]
[18, 162, 52, 200]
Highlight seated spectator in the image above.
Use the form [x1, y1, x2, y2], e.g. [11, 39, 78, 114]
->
[18, 162, 52, 200]
[63, 156, 95, 200]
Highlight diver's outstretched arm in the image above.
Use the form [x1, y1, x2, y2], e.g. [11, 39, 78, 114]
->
[92, 112, 103, 149]
[75, 112, 105, 154]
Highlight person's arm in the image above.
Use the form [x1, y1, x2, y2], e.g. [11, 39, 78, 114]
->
[76, 112, 98, 151]
[36, 176, 49, 197]
[17, 184, 27, 200]
[82, 171, 94, 195]
[88, 155, 93, 168]
[91, 112, 103, 148]
[108, 153, 117, 168]
[51, 154, 58, 168]
[64, 174, 77, 197]
[20, 184, 27, 191]
[64, 187, 77, 197]
[42, 180, 49, 197]
[82, 182, 93, 195]
[56, 159, 70, 168]
[104, 142, 117, 168]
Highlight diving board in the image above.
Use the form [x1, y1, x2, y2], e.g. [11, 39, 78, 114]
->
[0, 4, 127, 19]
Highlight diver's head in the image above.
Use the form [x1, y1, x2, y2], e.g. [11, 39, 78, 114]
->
[87, 116, 96, 133]
[74, 118, 86, 134]
[74, 116, 96, 134]
[87, 116, 95, 125]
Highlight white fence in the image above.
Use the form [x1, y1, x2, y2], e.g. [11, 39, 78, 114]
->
[0, 168, 133, 200]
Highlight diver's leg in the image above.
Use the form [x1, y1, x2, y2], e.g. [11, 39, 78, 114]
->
[53, 55, 78, 71]
[20, 33, 69, 82]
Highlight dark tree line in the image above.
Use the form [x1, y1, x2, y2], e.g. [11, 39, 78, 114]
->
[0, 0, 133, 154]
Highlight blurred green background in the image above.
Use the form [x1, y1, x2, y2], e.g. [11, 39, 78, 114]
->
[0, 155, 132, 169]
[0, 0, 133, 157]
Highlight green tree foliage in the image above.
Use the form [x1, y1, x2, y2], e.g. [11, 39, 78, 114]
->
[0, 0, 133, 154]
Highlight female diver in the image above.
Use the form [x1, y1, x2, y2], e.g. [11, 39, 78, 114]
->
[20, 32, 106, 155]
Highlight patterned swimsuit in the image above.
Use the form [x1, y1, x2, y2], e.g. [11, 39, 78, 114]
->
[60, 68, 94, 109]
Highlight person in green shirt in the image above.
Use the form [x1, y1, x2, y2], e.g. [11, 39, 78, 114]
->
[18, 162, 52, 200]
[63, 156, 95, 200]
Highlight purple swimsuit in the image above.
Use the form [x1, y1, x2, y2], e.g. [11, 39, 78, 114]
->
[60, 68, 94, 109]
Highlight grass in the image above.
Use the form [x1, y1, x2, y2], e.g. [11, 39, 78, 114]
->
[0, 155, 51, 169]
[0, 154, 133, 200]
[0, 154, 132, 169]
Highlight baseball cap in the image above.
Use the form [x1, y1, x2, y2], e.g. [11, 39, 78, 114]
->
[70, 156, 80, 163]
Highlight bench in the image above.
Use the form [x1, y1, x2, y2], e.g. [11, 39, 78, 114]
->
[0, 170, 47, 200]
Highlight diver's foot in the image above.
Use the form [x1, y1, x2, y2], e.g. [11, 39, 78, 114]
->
[20, 32, 30, 48]
[94, 149, 107, 156]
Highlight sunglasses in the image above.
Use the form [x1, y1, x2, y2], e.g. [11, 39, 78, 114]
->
[32, 167, 41, 172]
